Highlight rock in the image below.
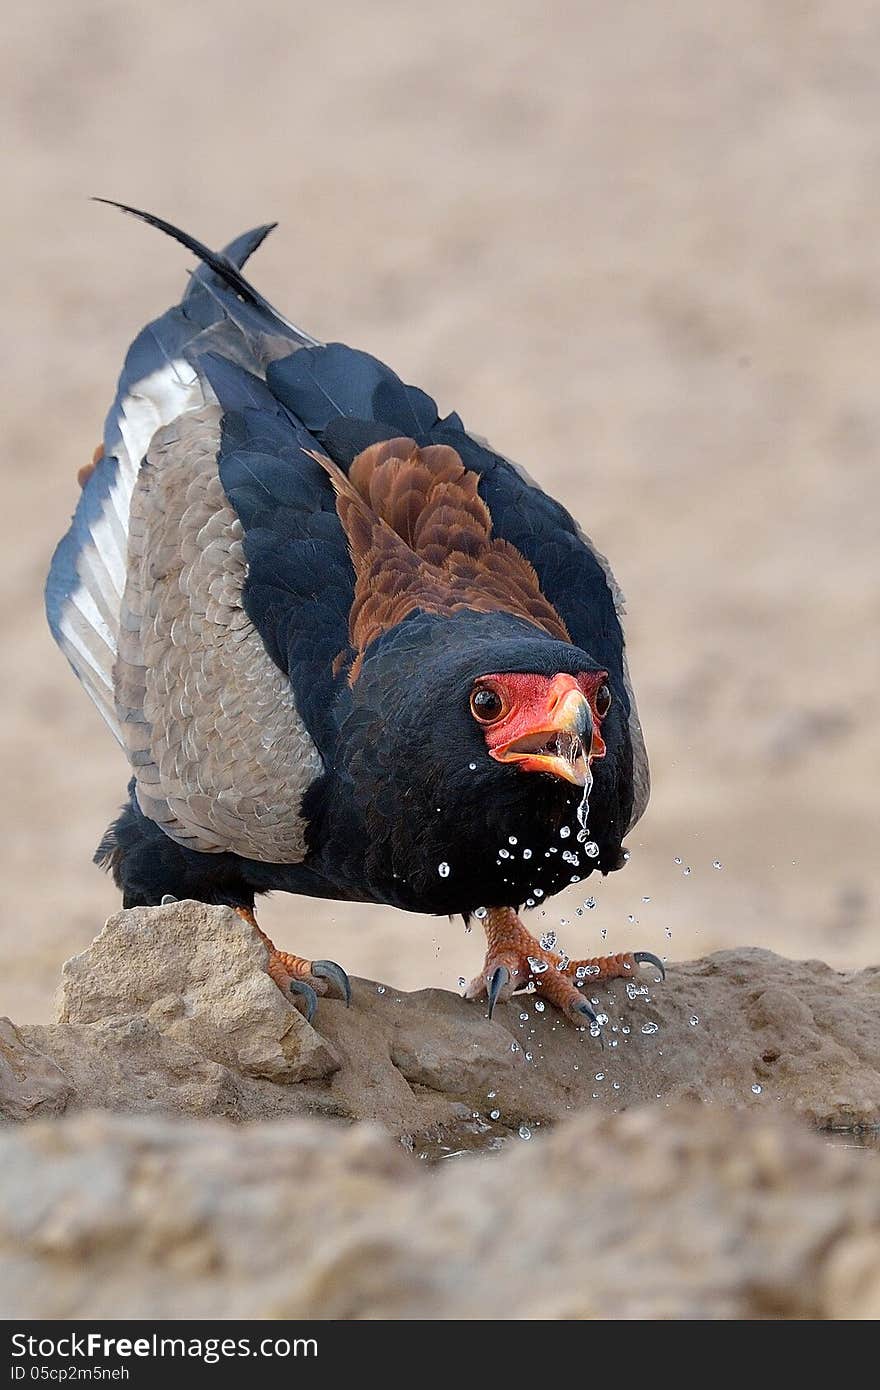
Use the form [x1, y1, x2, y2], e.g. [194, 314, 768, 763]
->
[0, 1019, 73, 1122]
[8, 905, 879, 1142]
[55, 902, 340, 1085]
[24, 1017, 242, 1118]
[0, 1104, 876, 1318]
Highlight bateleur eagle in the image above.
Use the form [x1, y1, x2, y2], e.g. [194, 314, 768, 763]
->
[46, 204, 659, 1026]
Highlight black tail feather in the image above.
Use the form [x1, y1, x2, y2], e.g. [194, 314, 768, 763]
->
[93, 198, 298, 335]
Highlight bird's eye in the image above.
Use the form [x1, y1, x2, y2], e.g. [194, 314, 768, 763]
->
[595, 683, 612, 718]
[470, 685, 506, 724]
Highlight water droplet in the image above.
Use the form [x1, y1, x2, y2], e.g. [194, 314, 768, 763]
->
[641, 1021, 659, 1034]
[525, 898, 535, 907]
[665, 927, 672, 939]
[376, 985, 386, 995]
[508, 835, 518, 846]
[487, 1090, 496, 1099]
[499, 849, 510, 859]
[474, 906, 488, 919]
[518, 1124, 531, 1140]
[585, 896, 597, 910]
[510, 1041, 519, 1053]
[583, 841, 600, 858]
[621, 1025, 631, 1035]
[523, 848, 532, 859]
[540, 930, 557, 951]
[674, 856, 682, 865]
[627, 914, 636, 923]
[535, 1000, 545, 1013]
[519, 1011, 529, 1021]
[468, 761, 477, 770]
[713, 860, 723, 870]
[683, 866, 691, 876]
[642, 895, 651, 903]
[559, 826, 571, 839]
[524, 1051, 533, 1062]
[533, 887, 544, 898]
[438, 862, 450, 877]
[612, 1081, 621, 1090]
[689, 1014, 699, 1027]
[490, 1109, 500, 1120]
[751, 1083, 762, 1095]
[458, 976, 466, 989]
[595, 1012, 609, 1026]
[595, 1071, 605, 1081]
[527, 956, 549, 974]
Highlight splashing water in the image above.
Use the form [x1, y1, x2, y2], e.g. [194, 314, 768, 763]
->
[575, 772, 593, 840]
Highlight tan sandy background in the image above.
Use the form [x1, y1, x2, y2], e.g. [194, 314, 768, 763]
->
[2, 0, 878, 1022]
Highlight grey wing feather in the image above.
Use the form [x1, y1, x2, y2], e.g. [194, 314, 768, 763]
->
[115, 406, 322, 860]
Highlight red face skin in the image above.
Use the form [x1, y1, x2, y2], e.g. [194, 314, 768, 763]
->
[471, 671, 609, 786]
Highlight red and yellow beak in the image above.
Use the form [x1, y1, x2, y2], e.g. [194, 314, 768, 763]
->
[488, 673, 606, 786]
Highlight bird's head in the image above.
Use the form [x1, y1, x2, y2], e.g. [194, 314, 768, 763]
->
[469, 669, 609, 787]
[327, 611, 637, 913]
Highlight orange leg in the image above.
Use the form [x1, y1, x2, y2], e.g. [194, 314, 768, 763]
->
[465, 906, 664, 1026]
[234, 907, 351, 1021]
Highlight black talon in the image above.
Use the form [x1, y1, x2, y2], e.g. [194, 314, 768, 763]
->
[571, 1000, 605, 1046]
[289, 978, 318, 1023]
[572, 999, 598, 1026]
[312, 960, 352, 1006]
[634, 951, 666, 981]
[487, 965, 510, 1020]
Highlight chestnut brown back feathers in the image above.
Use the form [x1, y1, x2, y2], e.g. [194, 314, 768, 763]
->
[312, 436, 570, 680]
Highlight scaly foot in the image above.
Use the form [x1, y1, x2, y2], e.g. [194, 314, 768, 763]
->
[234, 907, 351, 1021]
[465, 906, 664, 1026]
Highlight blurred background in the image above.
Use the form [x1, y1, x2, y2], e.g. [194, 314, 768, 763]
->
[2, 0, 878, 1022]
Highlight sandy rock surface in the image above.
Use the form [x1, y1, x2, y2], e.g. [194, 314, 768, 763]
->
[57, 902, 341, 1084]
[0, 902, 877, 1320]
[0, 903, 875, 1149]
[0, 1018, 72, 1122]
[0, 1104, 877, 1319]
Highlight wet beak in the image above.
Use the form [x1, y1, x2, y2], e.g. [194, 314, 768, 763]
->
[490, 686, 605, 786]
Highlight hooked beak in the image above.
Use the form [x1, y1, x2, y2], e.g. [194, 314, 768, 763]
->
[489, 681, 605, 786]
